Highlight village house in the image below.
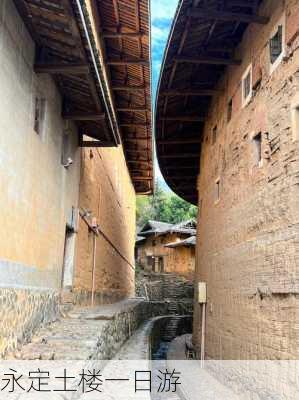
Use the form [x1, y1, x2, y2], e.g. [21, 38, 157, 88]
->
[156, 0, 299, 359]
[0, 0, 152, 357]
[136, 220, 196, 280]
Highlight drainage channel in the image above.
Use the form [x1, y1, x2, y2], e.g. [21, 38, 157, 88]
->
[150, 315, 192, 400]
[150, 315, 192, 360]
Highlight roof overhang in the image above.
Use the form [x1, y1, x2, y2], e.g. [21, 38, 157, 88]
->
[155, 0, 266, 204]
[14, 0, 153, 194]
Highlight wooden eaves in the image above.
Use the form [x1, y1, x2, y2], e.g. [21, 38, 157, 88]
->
[155, 0, 266, 205]
[13, 0, 153, 195]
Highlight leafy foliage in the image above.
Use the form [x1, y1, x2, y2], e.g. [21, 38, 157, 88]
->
[136, 182, 197, 227]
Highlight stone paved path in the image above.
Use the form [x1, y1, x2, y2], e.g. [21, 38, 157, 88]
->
[6, 299, 142, 360]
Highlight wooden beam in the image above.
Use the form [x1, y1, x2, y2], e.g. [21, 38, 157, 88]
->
[102, 32, 146, 39]
[125, 137, 151, 142]
[107, 59, 149, 66]
[120, 123, 148, 128]
[35, 63, 90, 75]
[117, 107, 150, 112]
[160, 153, 199, 159]
[187, 8, 269, 25]
[157, 138, 201, 145]
[128, 159, 152, 165]
[160, 89, 217, 96]
[132, 176, 153, 181]
[126, 149, 149, 153]
[80, 141, 114, 147]
[112, 85, 146, 91]
[63, 113, 105, 121]
[160, 116, 205, 122]
[174, 55, 241, 65]
[130, 168, 152, 172]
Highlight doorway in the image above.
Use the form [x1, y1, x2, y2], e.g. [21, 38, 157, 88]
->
[61, 226, 76, 289]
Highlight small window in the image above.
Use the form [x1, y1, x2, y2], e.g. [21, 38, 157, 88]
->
[227, 99, 233, 122]
[253, 132, 262, 166]
[152, 239, 156, 247]
[215, 178, 220, 202]
[270, 25, 283, 64]
[212, 125, 217, 144]
[291, 103, 299, 142]
[34, 97, 46, 136]
[242, 64, 252, 107]
[61, 131, 73, 168]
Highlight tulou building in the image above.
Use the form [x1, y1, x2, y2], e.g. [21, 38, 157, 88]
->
[156, 0, 299, 359]
[0, 0, 152, 357]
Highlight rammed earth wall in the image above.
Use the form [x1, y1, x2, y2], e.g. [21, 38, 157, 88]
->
[193, 0, 299, 359]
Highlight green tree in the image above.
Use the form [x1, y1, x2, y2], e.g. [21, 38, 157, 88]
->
[136, 181, 197, 226]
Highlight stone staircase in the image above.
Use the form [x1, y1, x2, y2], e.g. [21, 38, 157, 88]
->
[6, 299, 146, 361]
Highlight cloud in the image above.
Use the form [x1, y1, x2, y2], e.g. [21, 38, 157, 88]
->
[151, 0, 178, 23]
[151, 0, 178, 91]
[151, 24, 169, 46]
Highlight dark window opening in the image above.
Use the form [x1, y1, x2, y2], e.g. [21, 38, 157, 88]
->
[215, 179, 220, 202]
[227, 99, 233, 122]
[158, 257, 164, 273]
[270, 25, 283, 65]
[212, 125, 217, 144]
[253, 132, 262, 166]
[243, 70, 251, 101]
[34, 97, 46, 135]
[147, 256, 155, 271]
[61, 131, 73, 167]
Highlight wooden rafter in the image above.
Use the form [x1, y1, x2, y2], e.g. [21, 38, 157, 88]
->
[63, 113, 105, 121]
[160, 89, 218, 96]
[120, 123, 149, 127]
[187, 8, 269, 24]
[102, 32, 146, 39]
[174, 55, 241, 65]
[35, 63, 89, 74]
[132, 176, 153, 181]
[106, 59, 149, 66]
[117, 107, 150, 112]
[112, 85, 146, 91]
[161, 116, 205, 122]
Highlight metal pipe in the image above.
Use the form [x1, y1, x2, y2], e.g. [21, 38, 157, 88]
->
[75, 0, 120, 145]
[91, 233, 97, 307]
[200, 302, 206, 368]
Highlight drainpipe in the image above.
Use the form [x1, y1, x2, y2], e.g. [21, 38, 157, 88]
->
[197, 282, 207, 367]
[91, 233, 97, 307]
[200, 302, 206, 367]
[75, 0, 121, 145]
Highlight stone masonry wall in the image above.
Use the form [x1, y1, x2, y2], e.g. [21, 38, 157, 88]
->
[0, 288, 59, 357]
[193, 0, 299, 359]
[136, 271, 194, 315]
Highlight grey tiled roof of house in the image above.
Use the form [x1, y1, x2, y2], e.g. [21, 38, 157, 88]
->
[164, 235, 197, 248]
[138, 219, 197, 237]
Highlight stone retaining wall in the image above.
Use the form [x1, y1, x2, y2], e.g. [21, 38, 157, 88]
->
[93, 300, 151, 359]
[136, 272, 194, 302]
[0, 287, 59, 357]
